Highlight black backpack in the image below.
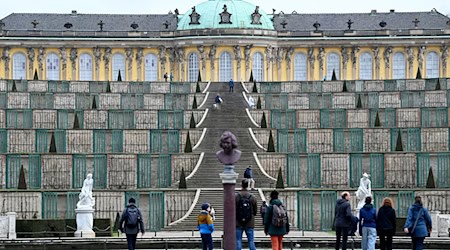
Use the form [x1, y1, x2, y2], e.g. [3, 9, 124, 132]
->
[237, 194, 253, 224]
[126, 207, 140, 227]
[244, 168, 252, 178]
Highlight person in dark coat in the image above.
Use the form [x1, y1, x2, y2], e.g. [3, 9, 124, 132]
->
[376, 197, 396, 250]
[264, 190, 289, 250]
[235, 179, 257, 250]
[229, 79, 234, 92]
[334, 191, 352, 250]
[119, 198, 145, 250]
[403, 196, 432, 250]
[359, 196, 376, 250]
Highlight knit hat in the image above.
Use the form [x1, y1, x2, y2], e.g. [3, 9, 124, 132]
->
[201, 203, 209, 210]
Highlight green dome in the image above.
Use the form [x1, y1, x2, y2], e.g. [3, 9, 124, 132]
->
[177, 0, 274, 30]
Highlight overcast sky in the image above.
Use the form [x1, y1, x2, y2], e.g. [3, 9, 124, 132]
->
[1, 0, 449, 18]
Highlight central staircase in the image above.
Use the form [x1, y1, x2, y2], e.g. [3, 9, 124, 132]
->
[164, 82, 275, 231]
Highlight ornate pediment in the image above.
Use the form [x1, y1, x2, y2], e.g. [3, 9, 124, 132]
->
[251, 6, 262, 25]
[189, 6, 201, 25]
[219, 4, 232, 24]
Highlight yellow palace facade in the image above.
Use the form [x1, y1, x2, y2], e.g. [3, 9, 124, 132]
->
[0, 0, 449, 83]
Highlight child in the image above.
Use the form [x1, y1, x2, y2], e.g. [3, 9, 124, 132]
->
[198, 203, 214, 250]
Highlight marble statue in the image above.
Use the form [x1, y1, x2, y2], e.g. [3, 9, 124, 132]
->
[216, 131, 241, 167]
[355, 173, 372, 209]
[77, 174, 95, 209]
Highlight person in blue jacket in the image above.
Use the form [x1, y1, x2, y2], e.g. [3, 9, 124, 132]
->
[229, 79, 234, 92]
[403, 196, 432, 250]
[198, 203, 215, 250]
[359, 196, 377, 250]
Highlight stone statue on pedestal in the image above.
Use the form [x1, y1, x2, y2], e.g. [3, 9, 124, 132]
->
[216, 131, 241, 168]
[355, 173, 372, 210]
[75, 173, 96, 238]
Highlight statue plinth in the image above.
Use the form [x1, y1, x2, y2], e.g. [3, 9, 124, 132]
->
[219, 165, 239, 184]
[75, 207, 95, 238]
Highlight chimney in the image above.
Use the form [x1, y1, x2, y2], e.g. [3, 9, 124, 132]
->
[71, 10, 77, 17]
[370, 10, 377, 16]
[390, 9, 395, 14]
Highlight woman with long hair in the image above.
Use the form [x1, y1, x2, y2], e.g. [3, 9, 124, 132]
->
[376, 198, 396, 250]
[403, 196, 432, 250]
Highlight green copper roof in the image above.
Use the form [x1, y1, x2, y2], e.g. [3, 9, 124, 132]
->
[177, 0, 274, 30]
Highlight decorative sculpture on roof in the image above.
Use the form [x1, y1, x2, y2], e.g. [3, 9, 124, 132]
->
[163, 20, 171, 29]
[97, 20, 104, 31]
[341, 47, 349, 70]
[318, 47, 325, 71]
[313, 21, 321, 32]
[219, 5, 232, 24]
[351, 46, 360, 69]
[59, 47, 67, 71]
[281, 20, 288, 29]
[251, 6, 262, 25]
[174, 9, 179, 15]
[244, 44, 253, 70]
[234, 45, 242, 70]
[189, 6, 201, 25]
[103, 47, 112, 71]
[347, 19, 353, 30]
[38, 47, 45, 73]
[2, 47, 10, 72]
[442, 45, 448, 73]
[197, 45, 207, 70]
[93, 47, 101, 73]
[31, 20, 39, 29]
[285, 47, 294, 70]
[27, 48, 35, 72]
[308, 47, 315, 70]
[418, 46, 426, 70]
[70, 48, 78, 71]
[209, 44, 217, 70]
[383, 47, 393, 69]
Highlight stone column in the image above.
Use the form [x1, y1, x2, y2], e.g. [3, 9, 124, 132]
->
[429, 211, 440, 237]
[244, 45, 252, 81]
[27, 48, 35, 79]
[159, 46, 167, 82]
[285, 47, 294, 81]
[6, 212, 16, 239]
[59, 48, 68, 80]
[351, 46, 360, 80]
[276, 47, 284, 81]
[38, 48, 45, 79]
[125, 48, 133, 81]
[372, 47, 380, 80]
[176, 47, 185, 82]
[318, 48, 325, 80]
[103, 47, 112, 81]
[198, 45, 207, 82]
[406, 47, 415, 79]
[266, 45, 273, 81]
[308, 47, 315, 81]
[209, 45, 217, 82]
[417, 46, 426, 78]
[383, 47, 393, 80]
[441, 45, 448, 77]
[220, 166, 238, 250]
[234, 45, 242, 81]
[136, 48, 143, 81]
[93, 47, 102, 81]
[2, 47, 10, 79]
[70, 48, 78, 80]
[341, 47, 349, 80]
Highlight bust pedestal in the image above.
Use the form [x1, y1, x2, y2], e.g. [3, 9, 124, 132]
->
[75, 207, 96, 238]
[220, 165, 239, 250]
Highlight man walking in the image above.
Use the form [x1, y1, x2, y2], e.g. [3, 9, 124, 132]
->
[229, 79, 234, 92]
[244, 166, 255, 190]
[335, 192, 352, 250]
[119, 198, 145, 250]
[235, 179, 257, 250]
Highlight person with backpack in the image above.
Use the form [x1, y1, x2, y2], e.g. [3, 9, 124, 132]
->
[359, 196, 377, 250]
[118, 198, 145, 250]
[334, 191, 352, 250]
[198, 203, 214, 250]
[244, 166, 255, 190]
[403, 196, 432, 250]
[214, 93, 223, 109]
[264, 190, 289, 250]
[260, 201, 268, 226]
[235, 179, 257, 250]
[376, 197, 396, 250]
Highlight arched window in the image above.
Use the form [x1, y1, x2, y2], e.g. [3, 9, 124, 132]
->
[112, 53, 126, 81]
[46, 53, 60, 80]
[392, 52, 406, 79]
[426, 52, 440, 78]
[12, 53, 26, 80]
[326, 52, 340, 80]
[79, 53, 93, 81]
[294, 53, 307, 81]
[219, 52, 233, 82]
[188, 53, 199, 82]
[252, 52, 264, 82]
[144, 53, 158, 81]
[359, 52, 373, 80]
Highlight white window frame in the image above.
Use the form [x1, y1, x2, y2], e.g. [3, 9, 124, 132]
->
[326, 52, 340, 80]
[46, 53, 60, 80]
[252, 52, 264, 82]
[144, 53, 158, 81]
[188, 53, 199, 82]
[426, 52, 440, 78]
[12, 53, 27, 80]
[112, 53, 126, 81]
[294, 53, 307, 81]
[79, 53, 93, 81]
[359, 52, 373, 80]
[392, 52, 406, 79]
[219, 52, 233, 82]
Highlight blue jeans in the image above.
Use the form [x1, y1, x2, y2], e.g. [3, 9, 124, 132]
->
[236, 227, 256, 250]
[126, 234, 137, 250]
[362, 227, 376, 250]
[412, 237, 425, 250]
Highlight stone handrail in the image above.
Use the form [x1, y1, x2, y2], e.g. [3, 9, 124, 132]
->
[253, 152, 276, 181]
[245, 108, 261, 128]
[202, 81, 211, 94]
[196, 108, 209, 128]
[240, 81, 249, 93]
[198, 92, 210, 109]
[192, 128, 207, 151]
[186, 152, 205, 180]
[248, 128, 265, 151]
[168, 189, 201, 226]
